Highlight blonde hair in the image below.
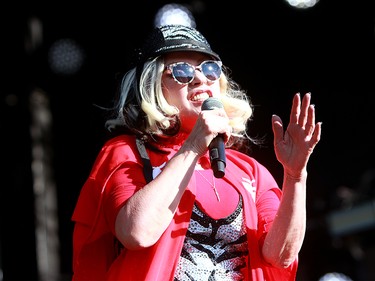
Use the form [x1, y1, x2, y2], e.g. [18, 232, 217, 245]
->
[105, 56, 255, 145]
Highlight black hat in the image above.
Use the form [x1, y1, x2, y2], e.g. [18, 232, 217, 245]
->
[138, 24, 220, 64]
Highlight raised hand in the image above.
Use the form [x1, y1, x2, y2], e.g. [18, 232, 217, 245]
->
[271, 93, 322, 178]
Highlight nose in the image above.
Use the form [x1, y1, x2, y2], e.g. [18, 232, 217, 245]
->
[191, 68, 207, 84]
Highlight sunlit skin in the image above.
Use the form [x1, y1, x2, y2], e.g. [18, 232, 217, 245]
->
[115, 50, 322, 269]
[162, 52, 230, 139]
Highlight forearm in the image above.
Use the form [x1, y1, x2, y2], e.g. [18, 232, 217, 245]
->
[115, 143, 200, 250]
[262, 171, 307, 268]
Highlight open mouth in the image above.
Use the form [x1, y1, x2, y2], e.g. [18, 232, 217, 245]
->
[190, 92, 210, 102]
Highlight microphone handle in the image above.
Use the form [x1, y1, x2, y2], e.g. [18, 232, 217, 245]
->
[209, 135, 226, 178]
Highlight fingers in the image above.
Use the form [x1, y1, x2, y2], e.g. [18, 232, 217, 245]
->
[200, 109, 231, 140]
[295, 92, 322, 146]
[289, 93, 301, 124]
[290, 92, 315, 129]
[298, 92, 311, 127]
[310, 121, 322, 146]
[305, 104, 316, 136]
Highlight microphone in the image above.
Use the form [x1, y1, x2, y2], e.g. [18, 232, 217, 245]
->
[201, 98, 226, 178]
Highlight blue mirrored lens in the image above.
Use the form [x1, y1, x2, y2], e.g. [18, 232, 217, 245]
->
[170, 61, 222, 84]
[172, 63, 195, 84]
[201, 62, 221, 81]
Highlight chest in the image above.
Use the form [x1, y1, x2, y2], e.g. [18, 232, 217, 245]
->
[194, 169, 240, 220]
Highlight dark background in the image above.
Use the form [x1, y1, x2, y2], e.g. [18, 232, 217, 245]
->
[2, 0, 375, 280]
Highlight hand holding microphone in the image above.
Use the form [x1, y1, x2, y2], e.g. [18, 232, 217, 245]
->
[201, 98, 226, 178]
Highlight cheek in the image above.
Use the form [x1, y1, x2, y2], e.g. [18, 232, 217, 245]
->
[162, 81, 184, 105]
[212, 82, 222, 97]
[162, 86, 176, 105]
[161, 76, 173, 102]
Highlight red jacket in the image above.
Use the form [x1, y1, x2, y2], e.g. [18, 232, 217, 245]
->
[72, 134, 298, 280]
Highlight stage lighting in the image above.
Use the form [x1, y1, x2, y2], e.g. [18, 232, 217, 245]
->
[154, 3, 196, 28]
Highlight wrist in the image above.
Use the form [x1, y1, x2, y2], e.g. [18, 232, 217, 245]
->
[284, 170, 308, 181]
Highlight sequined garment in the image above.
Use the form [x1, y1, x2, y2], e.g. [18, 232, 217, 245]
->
[174, 196, 249, 281]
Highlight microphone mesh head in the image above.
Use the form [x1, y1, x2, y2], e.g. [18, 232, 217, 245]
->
[201, 97, 223, 110]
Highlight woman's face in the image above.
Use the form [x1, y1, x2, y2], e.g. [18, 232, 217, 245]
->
[162, 51, 222, 133]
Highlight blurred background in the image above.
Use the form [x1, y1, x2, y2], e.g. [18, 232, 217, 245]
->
[1, 0, 375, 280]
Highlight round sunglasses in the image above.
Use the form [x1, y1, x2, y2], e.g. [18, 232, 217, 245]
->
[165, 60, 222, 85]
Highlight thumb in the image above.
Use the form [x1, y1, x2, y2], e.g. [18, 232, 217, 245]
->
[272, 114, 284, 143]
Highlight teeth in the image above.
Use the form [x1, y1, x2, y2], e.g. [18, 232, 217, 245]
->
[191, 93, 209, 101]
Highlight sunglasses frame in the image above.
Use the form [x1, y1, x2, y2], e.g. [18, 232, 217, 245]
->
[165, 60, 223, 85]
